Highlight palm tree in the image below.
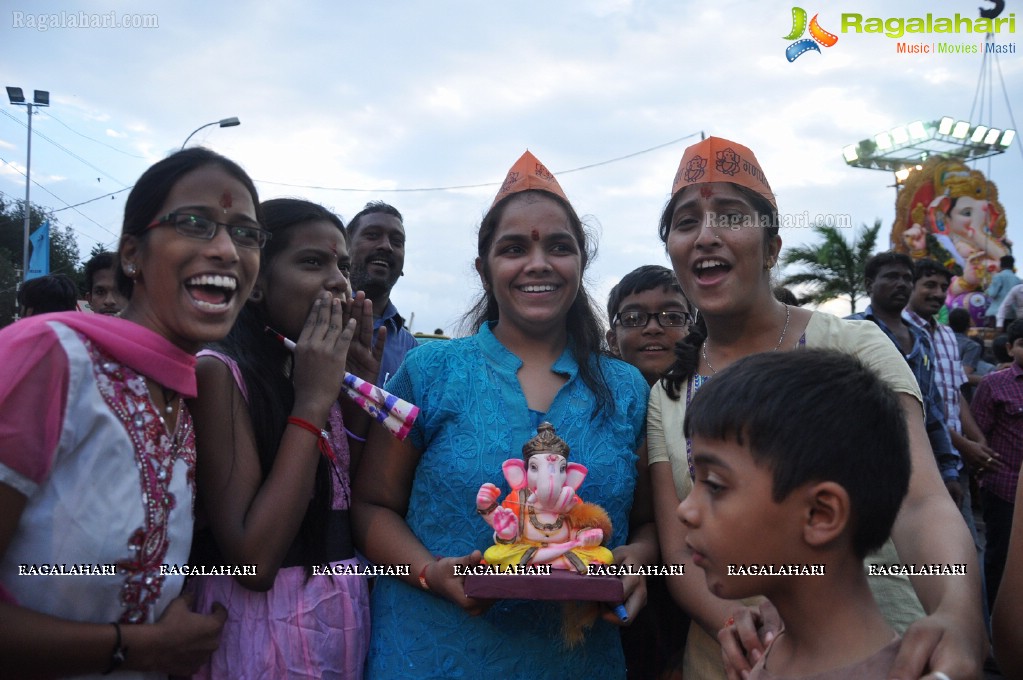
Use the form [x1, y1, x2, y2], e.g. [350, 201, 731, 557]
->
[780, 219, 882, 315]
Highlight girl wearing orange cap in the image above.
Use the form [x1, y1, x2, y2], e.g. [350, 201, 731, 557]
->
[353, 151, 656, 678]
[649, 137, 986, 679]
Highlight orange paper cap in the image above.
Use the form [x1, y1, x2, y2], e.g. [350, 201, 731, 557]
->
[491, 150, 569, 209]
[670, 137, 776, 210]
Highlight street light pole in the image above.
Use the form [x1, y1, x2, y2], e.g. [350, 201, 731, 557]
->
[6, 87, 49, 284]
[180, 117, 241, 150]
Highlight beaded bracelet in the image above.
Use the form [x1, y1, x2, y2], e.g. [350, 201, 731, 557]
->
[287, 416, 337, 464]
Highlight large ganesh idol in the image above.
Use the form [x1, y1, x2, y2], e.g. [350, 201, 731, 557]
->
[892, 156, 1010, 324]
[476, 422, 614, 573]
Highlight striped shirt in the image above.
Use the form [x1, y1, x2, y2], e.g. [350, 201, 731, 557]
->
[904, 309, 968, 435]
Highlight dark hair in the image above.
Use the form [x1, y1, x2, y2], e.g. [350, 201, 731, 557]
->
[84, 251, 116, 292]
[657, 182, 780, 400]
[913, 258, 953, 284]
[863, 251, 914, 283]
[773, 286, 798, 307]
[116, 147, 262, 297]
[685, 349, 910, 558]
[17, 274, 78, 314]
[1000, 255, 1015, 270]
[606, 264, 689, 324]
[994, 334, 1012, 363]
[948, 307, 972, 334]
[464, 189, 613, 415]
[209, 198, 346, 574]
[347, 201, 403, 239]
[1009, 319, 1023, 346]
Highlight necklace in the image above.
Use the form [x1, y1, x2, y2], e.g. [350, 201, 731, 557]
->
[159, 386, 178, 416]
[702, 304, 791, 375]
[527, 506, 564, 535]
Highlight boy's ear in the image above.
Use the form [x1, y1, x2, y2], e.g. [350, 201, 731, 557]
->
[606, 329, 620, 356]
[801, 481, 850, 550]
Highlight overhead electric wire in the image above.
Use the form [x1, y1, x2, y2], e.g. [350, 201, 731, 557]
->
[253, 131, 703, 193]
[51, 186, 132, 212]
[0, 109, 128, 186]
[0, 157, 121, 242]
[44, 111, 147, 159]
[0, 129, 703, 265]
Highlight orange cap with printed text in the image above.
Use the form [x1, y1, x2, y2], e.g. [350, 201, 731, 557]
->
[491, 150, 569, 209]
[671, 137, 776, 210]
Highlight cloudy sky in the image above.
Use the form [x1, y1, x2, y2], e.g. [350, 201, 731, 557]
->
[2, 0, 1021, 332]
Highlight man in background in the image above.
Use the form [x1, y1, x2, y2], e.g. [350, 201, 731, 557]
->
[986, 255, 1020, 328]
[84, 251, 127, 316]
[17, 274, 78, 317]
[904, 259, 995, 558]
[347, 201, 418, 383]
[848, 252, 961, 504]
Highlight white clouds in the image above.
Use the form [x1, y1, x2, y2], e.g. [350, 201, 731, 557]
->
[0, 0, 1020, 331]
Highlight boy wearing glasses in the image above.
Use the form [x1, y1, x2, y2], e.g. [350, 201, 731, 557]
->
[607, 264, 692, 386]
[607, 264, 692, 679]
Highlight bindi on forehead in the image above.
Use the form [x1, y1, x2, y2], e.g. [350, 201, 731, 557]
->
[219, 191, 233, 211]
[531, 229, 540, 242]
[699, 186, 715, 199]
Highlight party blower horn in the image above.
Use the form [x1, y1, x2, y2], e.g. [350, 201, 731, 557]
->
[265, 326, 420, 440]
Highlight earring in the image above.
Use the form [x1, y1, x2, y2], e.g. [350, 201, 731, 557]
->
[249, 288, 264, 303]
[124, 263, 138, 278]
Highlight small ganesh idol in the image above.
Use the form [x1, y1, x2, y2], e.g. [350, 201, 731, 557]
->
[476, 422, 614, 572]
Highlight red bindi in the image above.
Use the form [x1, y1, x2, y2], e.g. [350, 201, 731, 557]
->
[219, 191, 233, 210]
[531, 229, 540, 241]
[699, 186, 715, 199]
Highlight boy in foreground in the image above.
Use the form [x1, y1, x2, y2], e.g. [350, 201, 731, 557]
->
[679, 349, 912, 678]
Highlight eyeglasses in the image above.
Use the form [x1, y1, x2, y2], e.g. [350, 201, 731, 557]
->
[614, 310, 693, 328]
[145, 212, 271, 249]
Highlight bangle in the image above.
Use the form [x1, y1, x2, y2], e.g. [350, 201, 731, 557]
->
[418, 557, 439, 591]
[102, 622, 127, 675]
[477, 500, 499, 516]
[343, 426, 367, 442]
[287, 416, 337, 464]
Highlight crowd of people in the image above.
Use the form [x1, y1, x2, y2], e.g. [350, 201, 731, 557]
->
[0, 136, 1019, 679]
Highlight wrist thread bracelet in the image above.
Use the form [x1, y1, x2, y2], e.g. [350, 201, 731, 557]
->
[343, 426, 367, 442]
[418, 556, 440, 591]
[287, 416, 337, 464]
[102, 622, 126, 675]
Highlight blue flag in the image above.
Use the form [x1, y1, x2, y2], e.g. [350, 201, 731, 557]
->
[26, 220, 50, 281]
